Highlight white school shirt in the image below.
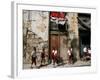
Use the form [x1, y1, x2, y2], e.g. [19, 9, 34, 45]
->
[67, 49, 71, 56]
[54, 50, 57, 56]
[83, 47, 87, 52]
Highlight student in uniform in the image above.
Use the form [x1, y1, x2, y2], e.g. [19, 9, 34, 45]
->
[41, 48, 45, 66]
[31, 47, 37, 68]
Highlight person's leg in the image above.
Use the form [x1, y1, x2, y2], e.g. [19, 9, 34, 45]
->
[31, 57, 33, 68]
[55, 57, 58, 66]
[69, 56, 71, 64]
[70, 56, 72, 64]
[32, 57, 36, 67]
[34, 57, 36, 66]
[41, 58, 43, 65]
[43, 58, 45, 65]
[53, 57, 56, 66]
[71, 55, 73, 64]
[51, 59, 53, 65]
[53, 59, 55, 65]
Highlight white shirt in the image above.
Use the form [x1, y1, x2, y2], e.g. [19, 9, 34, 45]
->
[54, 50, 57, 56]
[83, 47, 87, 52]
[67, 49, 71, 55]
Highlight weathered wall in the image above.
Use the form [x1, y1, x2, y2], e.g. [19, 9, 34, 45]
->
[67, 13, 80, 61]
[23, 10, 49, 64]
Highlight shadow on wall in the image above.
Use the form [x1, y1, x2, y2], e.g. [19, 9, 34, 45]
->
[71, 38, 79, 63]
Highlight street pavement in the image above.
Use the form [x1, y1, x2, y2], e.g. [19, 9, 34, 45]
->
[23, 60, 91, 69]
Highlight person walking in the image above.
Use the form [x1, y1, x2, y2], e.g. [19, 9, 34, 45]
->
[41, 48, 45, 66]
[67, 48, 73, 64]
[31, 47, 37, 68]
[51, 48, 58, 67]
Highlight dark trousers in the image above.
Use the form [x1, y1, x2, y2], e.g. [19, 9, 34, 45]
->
[31, 56, 36, 66]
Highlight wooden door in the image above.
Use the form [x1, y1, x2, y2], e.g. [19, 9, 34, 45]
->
[49, 34, 60, 56]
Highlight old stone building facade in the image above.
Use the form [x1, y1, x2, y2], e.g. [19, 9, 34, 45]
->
[23, 10, 90, 66]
